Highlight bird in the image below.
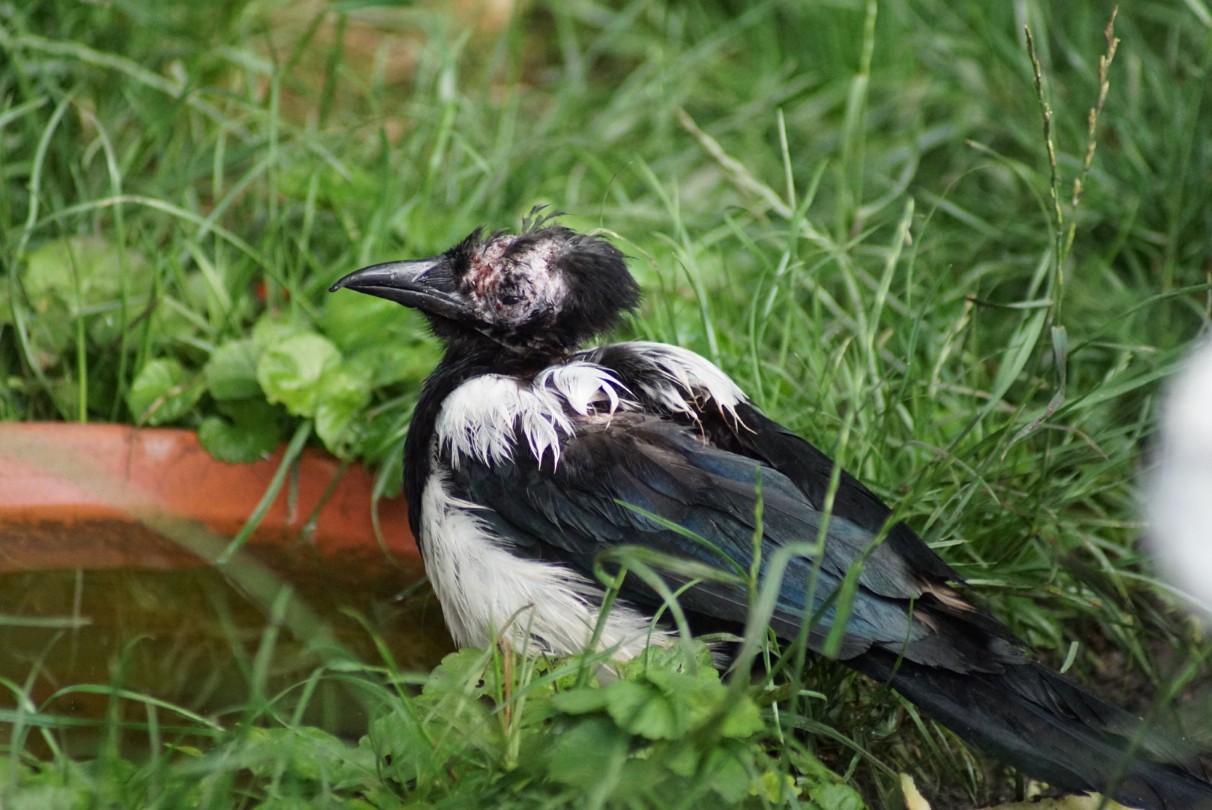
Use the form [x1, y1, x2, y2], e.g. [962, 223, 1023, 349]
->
[330, 211, 1212, 810]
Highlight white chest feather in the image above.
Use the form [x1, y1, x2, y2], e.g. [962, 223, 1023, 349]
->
[420, 473, 664, 659]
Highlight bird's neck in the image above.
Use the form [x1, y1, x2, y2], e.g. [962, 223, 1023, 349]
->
[439, 333, 576, 378]
[401, 337, 579, 541]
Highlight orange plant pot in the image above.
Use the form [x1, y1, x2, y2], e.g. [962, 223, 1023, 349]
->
[0, 422, 419, 573]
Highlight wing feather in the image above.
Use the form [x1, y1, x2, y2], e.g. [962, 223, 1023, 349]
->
[448, 413, 932, 659]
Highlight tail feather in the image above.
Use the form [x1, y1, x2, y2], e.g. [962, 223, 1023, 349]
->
[851, 649, 1212, 810]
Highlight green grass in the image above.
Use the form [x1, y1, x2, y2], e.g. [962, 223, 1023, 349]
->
[2, 0, 1212, 806]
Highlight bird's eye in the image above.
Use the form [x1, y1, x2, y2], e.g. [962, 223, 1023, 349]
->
[497, 291, 522, 307]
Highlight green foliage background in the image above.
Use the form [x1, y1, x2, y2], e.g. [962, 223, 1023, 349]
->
[2, 0, 1211, 806]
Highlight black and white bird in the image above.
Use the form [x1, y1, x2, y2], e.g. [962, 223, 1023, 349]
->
[330, 213, 1212, 809]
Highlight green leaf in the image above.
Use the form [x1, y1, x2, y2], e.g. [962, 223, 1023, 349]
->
[204, 338, 264, 401]
[323, 291, 440, 388]
[806, 782, 866, 810]
[198, 399, 282, 463]
[363, 710, 432, 785]
[126, 358, 203, 425]
[550, 686, 611, 716]
[321, 291, 408, 354]
[780, 749, 866, 808]
[23, 236, 152, 308]
[238, 726, 365, 782]
[603, 679, 678, 740]
[702, 744, 754, 804]
[26, 313, 75, 369]
[642, 668, 764, 738]
[19, 237, 155, 362]
[348, 341, 440, 389]
[752, 769, 795, 803]
[544, 716, 629, 787]
[315, 366, 371, 458]
[421, 648, 496, 702]
[251, 315, 309, 349]
[256, 333, 341, 417]
[718, 695, 764, 738]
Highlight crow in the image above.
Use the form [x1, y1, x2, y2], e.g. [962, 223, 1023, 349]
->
[331, 213, 1212, 809]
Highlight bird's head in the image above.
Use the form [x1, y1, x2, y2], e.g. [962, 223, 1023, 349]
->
[330, 214, 640, 357]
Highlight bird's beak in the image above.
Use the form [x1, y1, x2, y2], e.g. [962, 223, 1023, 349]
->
[329, 257, 473, 321]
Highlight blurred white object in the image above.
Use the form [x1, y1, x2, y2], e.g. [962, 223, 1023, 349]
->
[1148, 338, 1212, 615]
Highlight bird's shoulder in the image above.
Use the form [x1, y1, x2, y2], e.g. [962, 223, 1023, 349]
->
[427, 341, 746, 470]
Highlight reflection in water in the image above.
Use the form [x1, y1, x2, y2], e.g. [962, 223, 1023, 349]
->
[0, 551, 452, 756]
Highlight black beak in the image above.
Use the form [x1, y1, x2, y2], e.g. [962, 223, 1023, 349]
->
[329, 257, 471, 321]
